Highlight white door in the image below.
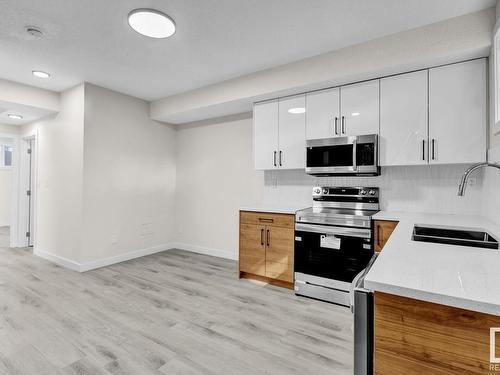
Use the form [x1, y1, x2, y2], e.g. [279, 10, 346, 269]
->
[340, 80, 380, 137]
[254, 100, 279, 170]
[278, 94, 306, 169]
[429, 59, 487, 164]
[380, 70, 428, 166]
[305, 88, 340, 140]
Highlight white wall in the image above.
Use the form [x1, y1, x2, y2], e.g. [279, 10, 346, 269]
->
[80, 84, 177, 264]
[174, 116, 484, 259]
[22, 84, 85, 261]
[174, 114, 263, 259]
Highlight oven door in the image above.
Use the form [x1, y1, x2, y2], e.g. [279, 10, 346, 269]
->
[305, 134, 379, 176]
[294, 223, 373, 284]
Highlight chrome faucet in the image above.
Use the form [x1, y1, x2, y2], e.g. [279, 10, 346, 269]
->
[458, 162, 500, 196]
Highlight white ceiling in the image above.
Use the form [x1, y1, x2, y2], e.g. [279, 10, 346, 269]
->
[0, 0, 495, 101]
[0, 100, 56, 125]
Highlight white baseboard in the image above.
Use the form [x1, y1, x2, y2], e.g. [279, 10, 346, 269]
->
[34, 243, 175, 272]
[79, 243, 176, 272]
[170, 242, 237, 261]
[34, 242, 236, 273]
[34, 248, 82, 272]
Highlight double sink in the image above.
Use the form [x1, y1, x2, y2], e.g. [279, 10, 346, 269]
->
[412, 225, 499, 250]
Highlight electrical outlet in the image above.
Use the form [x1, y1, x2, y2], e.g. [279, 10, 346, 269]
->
[140, 223, 154, 236]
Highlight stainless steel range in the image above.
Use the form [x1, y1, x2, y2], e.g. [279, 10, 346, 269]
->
[294, 186, 380, 306]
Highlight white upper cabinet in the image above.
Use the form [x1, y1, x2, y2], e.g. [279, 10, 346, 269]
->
[254, 99, 278, 170]
[305, 88, 340, 140]
[380, 70, 429, 166]
[429, 59, 487, 165]
[340, 80, 380, 137]
[278, 95, 306, 169]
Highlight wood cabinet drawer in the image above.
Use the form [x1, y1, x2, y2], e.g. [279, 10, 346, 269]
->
[265, 261, 293, 283]
[240, 211, 295, 228]
[374, 220, 398, 252]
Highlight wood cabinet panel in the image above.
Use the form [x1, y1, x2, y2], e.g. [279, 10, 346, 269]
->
[374, 220, 398, 252]
[239, 223, 266, 277]
[240, 211, 295, 229]
[265, 261, 293, 283]
[265, 226, 294, 265]
[239, 211, 295, 287]
[375, 292, 500, 375]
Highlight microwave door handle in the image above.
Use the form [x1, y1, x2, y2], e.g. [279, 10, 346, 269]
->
[352, 139, 357, 171]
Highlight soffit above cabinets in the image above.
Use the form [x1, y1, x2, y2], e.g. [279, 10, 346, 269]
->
[150, 8, 494, 125]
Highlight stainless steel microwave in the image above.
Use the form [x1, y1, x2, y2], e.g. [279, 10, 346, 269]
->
[305, 134, 380, 176]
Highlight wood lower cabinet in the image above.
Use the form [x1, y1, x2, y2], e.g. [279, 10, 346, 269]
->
[375, 292, 500, 374]
[374, 220, 398, 252]
[239, 211, 294, 288]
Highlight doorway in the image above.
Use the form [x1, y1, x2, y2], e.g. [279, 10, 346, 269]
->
[0, 137, 14, 248]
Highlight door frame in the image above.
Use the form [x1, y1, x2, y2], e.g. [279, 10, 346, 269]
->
[16, 133, 37, 248]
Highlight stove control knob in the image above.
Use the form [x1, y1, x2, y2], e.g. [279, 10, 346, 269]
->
[360, 190, 367, 195]
[322, 188, 329, 194]
[369, 190, 376, 196]
[314, 188, 321, 194]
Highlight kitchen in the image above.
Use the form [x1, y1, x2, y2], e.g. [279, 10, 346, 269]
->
[1, 1, 500, 374]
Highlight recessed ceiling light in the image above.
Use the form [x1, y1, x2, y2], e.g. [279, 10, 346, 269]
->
[351, 112, 360, 117]
[128, 9, 176, 39]
[32, 70, 50, 79]
[7, 114, 23, 120]
[288, 107, 306, 114]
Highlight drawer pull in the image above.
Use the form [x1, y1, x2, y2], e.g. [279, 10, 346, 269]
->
[258, 218, 274, 223]
[260, 229, 264, 246]
[267, 229, 270, 247]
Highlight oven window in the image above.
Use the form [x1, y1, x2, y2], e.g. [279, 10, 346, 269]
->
[356, 143, 375, 166]
[307, 144, 353, 168]
[295, 230, 373, 282]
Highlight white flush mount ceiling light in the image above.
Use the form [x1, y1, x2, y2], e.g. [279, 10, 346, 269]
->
[128, 9, 176, 38]
[32, 70, 50, 79]
[288, 107, 306, 114]
[7, 114, 23, 120]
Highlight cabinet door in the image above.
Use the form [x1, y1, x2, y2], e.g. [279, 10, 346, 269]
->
[306, 88, 341, 140]
[429, 59, 487, 164]
[265, 226, 294, 282]
[254, 100, 278, 170]
[239, 223, 266, 276]
[380, 71, 428, 166]
[278, 95, 306, 169]
[340, 80, 380, 137]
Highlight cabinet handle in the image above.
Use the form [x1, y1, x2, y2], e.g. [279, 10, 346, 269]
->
[258, 218, 274, 223]
[273, 151, 277, 167]
[377, 225, 381, 247]
[334, 117, 338, 135]
[431, 139, 436, 160]
[260, 229, 264, 246]
[341, 116, 346, 134]
[279, 151, 282, 167]
[267, 229, 270, 247]
[422, 140, 425, 161]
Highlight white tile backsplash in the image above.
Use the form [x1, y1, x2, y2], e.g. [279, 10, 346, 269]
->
[482, 146, 500, 226]
[263, 164, 483, 215]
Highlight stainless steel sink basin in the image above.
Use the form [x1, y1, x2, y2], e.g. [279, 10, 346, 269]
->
[412, 225, 499, 249]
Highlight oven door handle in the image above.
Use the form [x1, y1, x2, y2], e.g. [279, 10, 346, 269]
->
[295, 223, 371, 238]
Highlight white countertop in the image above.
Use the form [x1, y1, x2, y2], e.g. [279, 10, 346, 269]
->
[365, 211, 500, 316]
[239, 205, 307, 215]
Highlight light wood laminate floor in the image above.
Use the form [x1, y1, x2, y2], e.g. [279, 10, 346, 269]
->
[0, 233, 353, 375]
